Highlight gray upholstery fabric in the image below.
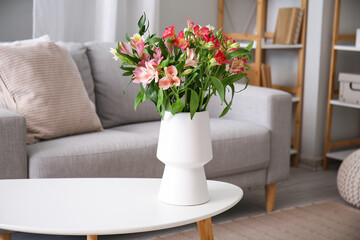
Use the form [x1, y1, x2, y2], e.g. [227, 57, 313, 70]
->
[0, 108, 27, 179]
[27, 119, 270, 179]
[212, 169, 267, 190]
[61, 42, 96, 103]
[208, 84, 292, 184]
[85, 42, 160, 128]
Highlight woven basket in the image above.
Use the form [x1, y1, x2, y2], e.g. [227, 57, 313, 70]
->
[337, 149, 360, 208]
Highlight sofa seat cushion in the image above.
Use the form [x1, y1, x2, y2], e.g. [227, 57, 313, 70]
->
[28, 119, 270, 179]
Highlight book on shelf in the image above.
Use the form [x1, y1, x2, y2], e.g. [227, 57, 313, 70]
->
[261, 64, 272, 88]
[274, 7, 304, 44]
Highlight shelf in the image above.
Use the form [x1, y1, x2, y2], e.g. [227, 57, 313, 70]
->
[326, 148, 357, 161]
[330, 99, 360, 109]
[292, 97, 300, 103]
[239, 41, 303, 50]
[263, 43, 303, 49]
[334, 45, 360, 52]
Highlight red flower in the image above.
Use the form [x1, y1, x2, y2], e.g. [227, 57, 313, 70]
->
[194, 25, 211, 38]
[214, 50, 229, 65]
[203, 35, 220, 48]
[162, 25, 176, 40]
[172, 31, 189, 50]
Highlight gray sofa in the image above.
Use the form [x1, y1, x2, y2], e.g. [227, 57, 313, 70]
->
[0, 42, 292, 212]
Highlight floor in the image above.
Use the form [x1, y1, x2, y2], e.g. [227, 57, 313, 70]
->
[12, 161, 347, 240]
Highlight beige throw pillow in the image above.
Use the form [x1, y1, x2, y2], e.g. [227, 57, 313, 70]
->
[0, 37, 102, 144]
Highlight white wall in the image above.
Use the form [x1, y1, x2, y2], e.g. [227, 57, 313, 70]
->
[0, 0, 33, 41]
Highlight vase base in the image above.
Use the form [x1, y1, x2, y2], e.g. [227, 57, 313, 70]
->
[158, 165, 209, 206]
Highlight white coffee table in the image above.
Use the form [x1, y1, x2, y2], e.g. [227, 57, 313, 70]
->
[0, 178, 243, 240]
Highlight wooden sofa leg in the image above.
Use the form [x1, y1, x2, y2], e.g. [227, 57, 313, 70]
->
[265, 183, 277, 212]
[0, 233, 11, 240]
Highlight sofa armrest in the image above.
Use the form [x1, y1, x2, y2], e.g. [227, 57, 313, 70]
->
[209, 84, 292, 184]
[0, 108, 27, 179]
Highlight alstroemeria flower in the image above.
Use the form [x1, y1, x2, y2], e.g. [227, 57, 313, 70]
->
[187, 18, 195, 31]
[185, 48, 197, 67]
[149, 48, 163, 66]
[118, 41, 131, 55]
[131, 33, 144, 44]
[229, 58, 247, 73]
[162, 25, 176, 39]
[214, 50, 229, 65]
[132, 61, 158, 87]
[159, 65, 181, 90]
[194, 25, 211, 38]
[203, 35, 220, 49]
[109, 48, 120, 61]
[173, 31, 189, 50]
[224, 35, 236, 47]
[130, 39, 148, 59]
[138, 53, 150, 67]
[165, 40, 174, 55]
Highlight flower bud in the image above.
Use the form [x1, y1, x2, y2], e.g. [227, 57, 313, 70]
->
[182, 69, 193, 75]
[204, 41, 215, 50]
[229, 42, 240, 49]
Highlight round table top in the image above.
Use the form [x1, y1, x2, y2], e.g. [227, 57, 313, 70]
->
[0, 178, 243, 236]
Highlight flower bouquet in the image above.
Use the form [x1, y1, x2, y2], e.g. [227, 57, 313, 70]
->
[110, 14, 253, 205]
[110, 13, 253, 119]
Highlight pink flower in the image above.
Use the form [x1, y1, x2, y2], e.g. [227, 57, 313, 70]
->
[149, 48, 163, 66]
[138, 53, 150, 67]
[130, 39, 148, 59]
[118, 41, 130, 55]
[214, 50, 229, 65]
[172, 31, 189, 50]
[132, 62, 158, 87]
[162, 25, 176, 40]
[229, 58, 247, 73]
[194, 25, 211, 38]
[159, 66, 181, 90]
[185, 48, 197, 67]
[187, 18, 195, 31]
[165, 40, 174, 55]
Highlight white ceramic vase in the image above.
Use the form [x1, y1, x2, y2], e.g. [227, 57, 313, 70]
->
[157, 111, 213, 206]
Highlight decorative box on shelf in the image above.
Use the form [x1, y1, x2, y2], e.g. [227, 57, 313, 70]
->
[339, 72, 360, 105]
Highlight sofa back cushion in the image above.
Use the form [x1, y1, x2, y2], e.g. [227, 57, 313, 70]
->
[0, 37, 103, 144]
[61, 42, 96, 104]
[85, 42, 160, 128]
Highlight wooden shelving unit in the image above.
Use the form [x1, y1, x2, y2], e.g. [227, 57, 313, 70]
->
[218, 0, 308, 167]
[323, 0, 360, 169]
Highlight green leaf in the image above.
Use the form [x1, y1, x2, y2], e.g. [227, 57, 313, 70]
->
[157, 89, 164, 113]
[116, 50, 140, 64]
[245, 41, 254, 51]
[125, 33, 131, 42]
[215, 64, 226, 78]
[175, 60, 185, 74]
[144, 84, 158, 104]
[120, 65, 135, 72]
[134, 90, 144, 111]
[138, 13, 146, 29]
[171, 98, 184, 115]
[158, 39, 168, 58]
[210, 76, 225, 104]
[219, 84, 235, 117]
[147, 37, 161, 45]
[122, 71, 133, 76]
[189, 89, 199, 119]
[226, 49, 247, 60]
[221, 73, 246, 86]
[157, 57, 170, 69]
